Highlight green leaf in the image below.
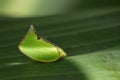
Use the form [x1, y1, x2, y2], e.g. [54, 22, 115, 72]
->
[18, 25, 67, 62]
[0, 1, 120, 80]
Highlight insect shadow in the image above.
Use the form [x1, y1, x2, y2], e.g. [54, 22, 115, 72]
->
[1, 59, 87, 80]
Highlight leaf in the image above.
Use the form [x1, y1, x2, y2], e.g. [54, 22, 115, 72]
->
[0, 1, 120, 80]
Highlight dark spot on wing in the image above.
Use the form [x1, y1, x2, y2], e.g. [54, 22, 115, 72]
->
[34, 31, 41, 40]
[37, 36, 41, 39]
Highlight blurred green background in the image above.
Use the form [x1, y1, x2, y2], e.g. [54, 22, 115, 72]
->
[0, 0, 120, 80]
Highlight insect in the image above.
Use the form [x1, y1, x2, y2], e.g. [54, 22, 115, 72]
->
[18, 25, 67, 62]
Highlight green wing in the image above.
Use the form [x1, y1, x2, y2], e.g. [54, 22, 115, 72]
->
[18, 25, 67, 62]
